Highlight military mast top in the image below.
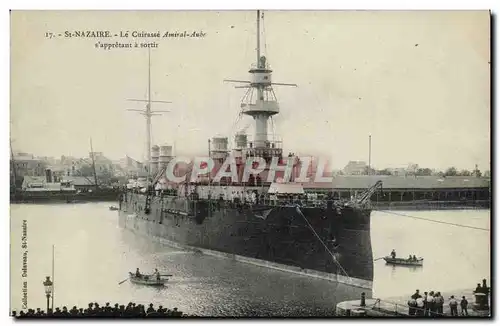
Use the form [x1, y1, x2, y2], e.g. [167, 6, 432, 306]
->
[224, 10, 297, 162]
[126, 48, 172, 176]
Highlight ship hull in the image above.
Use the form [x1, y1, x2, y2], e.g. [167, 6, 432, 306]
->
[10, 190, 121, 203]
[118, 193, 374, 290]
[10, 191, 79, 203]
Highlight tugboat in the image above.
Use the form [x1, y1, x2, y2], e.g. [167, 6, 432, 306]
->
[118, 11, 382, 290]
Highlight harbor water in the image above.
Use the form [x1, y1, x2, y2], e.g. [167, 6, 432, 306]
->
[10, 203, 490, 316]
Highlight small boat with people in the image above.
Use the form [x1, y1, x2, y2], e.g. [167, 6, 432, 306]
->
[383, 249, 424, 266]
[109, 206, 119, 211]
[383, 256, 424, 266]
[125, 268, 172, 286]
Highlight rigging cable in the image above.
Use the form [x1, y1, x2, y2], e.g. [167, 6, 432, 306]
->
[294, 205, 351, 281]
[261, 12, 268, 58]
[375, 210, 490, 232]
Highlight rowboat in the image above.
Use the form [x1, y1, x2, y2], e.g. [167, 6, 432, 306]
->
[128, 272, 167, 286]
[109, 206, 119, 211]
[383, 256, 424, 266]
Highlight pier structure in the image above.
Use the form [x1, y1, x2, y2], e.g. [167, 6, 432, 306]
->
[301, 175, 491, 209]
[336, 287, 491, 317]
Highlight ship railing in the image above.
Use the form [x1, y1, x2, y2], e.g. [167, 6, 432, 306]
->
[125, 189, 339, 209]
[204, 197, 329, 209]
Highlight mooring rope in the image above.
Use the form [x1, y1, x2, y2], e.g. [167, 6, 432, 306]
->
[294, 205, 351, 281]
[375, 210, 490, 232]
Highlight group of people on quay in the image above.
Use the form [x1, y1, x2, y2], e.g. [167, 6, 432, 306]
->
[407, 290, 451, 316]
[407, 279, 490, 317]
[12, 302, 188, 318]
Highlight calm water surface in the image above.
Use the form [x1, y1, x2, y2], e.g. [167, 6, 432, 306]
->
[10, 203, 490, 316]
[372, 209, 490, 298]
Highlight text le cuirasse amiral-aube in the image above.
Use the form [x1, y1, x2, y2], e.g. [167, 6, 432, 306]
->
[61, 30, 206, 39]
[43, 30, 207, 50]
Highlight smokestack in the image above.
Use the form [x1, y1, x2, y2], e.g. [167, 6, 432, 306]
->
[45, 169, 52, 183]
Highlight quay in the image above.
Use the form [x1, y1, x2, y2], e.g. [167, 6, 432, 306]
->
[336, 287, 491, 317]
[304, 175, 490, 209]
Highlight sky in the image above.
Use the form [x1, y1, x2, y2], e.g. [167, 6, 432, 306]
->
[10, 10, 490, 171]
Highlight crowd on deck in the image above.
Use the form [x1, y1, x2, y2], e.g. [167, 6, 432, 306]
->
[407, 279, 490, 317]
[122, 185, 337, 209]
[12, 302, 189, 318]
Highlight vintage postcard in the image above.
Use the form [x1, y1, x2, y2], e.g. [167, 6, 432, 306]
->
[9, 10, 491, 318]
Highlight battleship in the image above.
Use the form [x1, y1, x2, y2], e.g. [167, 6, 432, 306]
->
[118, 11, 382, 290]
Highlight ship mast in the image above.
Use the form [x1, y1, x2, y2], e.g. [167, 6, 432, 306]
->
[10, 139, 18, 189]
[89, 138, 99, 190]
[256, 10, 261, 75]
[126, 48, 172, 178]
[224, 10, 297, 162]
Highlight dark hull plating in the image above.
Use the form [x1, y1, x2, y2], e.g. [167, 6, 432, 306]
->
[10, 190, 121, 203]
[118, 193, 374, 289]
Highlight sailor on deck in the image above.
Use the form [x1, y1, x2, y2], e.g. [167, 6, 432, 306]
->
[135, 268, 141, 278]
[251, 191, 256, 204]
[391, 249, 396, 259]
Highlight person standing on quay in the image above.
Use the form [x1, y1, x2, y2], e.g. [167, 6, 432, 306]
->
[435, 292, 444, 315]
[460, 296, 469, 316]
[423, 292, 429, 316]
[407, 298, 417, 316]
[416, 296, 425, 316]
[427, 291, 436, 316]
[449, 296, 459, 316]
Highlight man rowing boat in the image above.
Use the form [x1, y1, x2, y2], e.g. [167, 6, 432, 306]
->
[152, 269, 160, 281]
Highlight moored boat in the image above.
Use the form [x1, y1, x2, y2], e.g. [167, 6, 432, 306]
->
[128, 272, 167, 286]
[109, 206, 119, 211]
[383, 257, 424, 266]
